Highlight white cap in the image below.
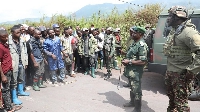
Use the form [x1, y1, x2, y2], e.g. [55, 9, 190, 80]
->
[22, 24, 29, 30]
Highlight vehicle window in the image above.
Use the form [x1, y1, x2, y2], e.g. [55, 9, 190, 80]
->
[191, 17, 200, 32]
[154, 17, 168, 39]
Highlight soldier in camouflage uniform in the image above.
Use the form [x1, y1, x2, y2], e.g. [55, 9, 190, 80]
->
[122, 26, 148, 112]
[113, 29, 121, 70]
[78, 28, 98, 78]
[103, 27, 116, 80]
[163, 6, 200, 112]
[121, 26, 135, 87]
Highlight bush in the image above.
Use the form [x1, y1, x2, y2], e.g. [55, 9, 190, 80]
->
[1, 3, 163, 51]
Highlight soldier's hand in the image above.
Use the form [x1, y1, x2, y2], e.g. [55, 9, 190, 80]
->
[34, 62, 39, 68]
[1, 75, 7, 83]
[108, 56, 112, 59]
[122, 59, 129, 64]
[52, 54, 57, 60]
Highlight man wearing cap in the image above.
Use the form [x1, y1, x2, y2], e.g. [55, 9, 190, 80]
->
[103, 27, 116, 80]
[163, 6, 200, 112]
[122, 26, 148, 112]
[78, 28, 97, 78]
[52, 24, 61, 37]
[113, 29, 121, 70]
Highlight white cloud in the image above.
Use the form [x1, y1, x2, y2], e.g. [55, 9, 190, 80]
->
[0, 0, 132, 23]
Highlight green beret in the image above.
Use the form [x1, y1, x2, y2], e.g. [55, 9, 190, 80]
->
[132, 26, 146, 34]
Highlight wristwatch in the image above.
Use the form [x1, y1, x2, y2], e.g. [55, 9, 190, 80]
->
[129, 59, 132, 65]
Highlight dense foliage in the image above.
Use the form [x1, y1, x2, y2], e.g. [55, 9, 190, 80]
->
[1, 3, 163, 50]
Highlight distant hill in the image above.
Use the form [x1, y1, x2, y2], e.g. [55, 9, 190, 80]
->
[1, 0, 200, 24]
[0, 17, 51, 25]
[74, 3, 132, 18]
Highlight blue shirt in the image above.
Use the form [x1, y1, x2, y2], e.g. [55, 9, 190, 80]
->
[28, 37, 43, 62]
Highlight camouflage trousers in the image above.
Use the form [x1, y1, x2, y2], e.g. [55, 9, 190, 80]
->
[105, 51, 113, 75]
[165, 71, 191, 112]
[125, 66, 143, 99]
[2, 70, 13, 111]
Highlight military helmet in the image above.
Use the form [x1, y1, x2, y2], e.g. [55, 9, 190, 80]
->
[132, 26, 146, 34]
[168, 6, 188, 18]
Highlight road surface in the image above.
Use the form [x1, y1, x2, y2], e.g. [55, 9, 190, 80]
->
[18, 68, 200, 112]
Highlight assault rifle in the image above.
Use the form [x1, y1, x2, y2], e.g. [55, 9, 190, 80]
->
[175, 11, 194, 35]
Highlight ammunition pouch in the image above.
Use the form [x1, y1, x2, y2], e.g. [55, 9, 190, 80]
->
[163, 45, 191, 57]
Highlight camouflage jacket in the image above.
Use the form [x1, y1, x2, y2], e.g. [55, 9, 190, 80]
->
[78, 35, 97, 56]
[125, 38, 148, 70]
[103, 34, 115, 56]
[163, 20, 200, 75]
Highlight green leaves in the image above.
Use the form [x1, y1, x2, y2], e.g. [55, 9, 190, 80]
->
[1, 3, 163, 51]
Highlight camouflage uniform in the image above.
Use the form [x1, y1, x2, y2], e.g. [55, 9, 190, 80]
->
[163, 6, 200, 112]
[103, 27, 115, 80]
[113, 29, 121, 70]
[78, 30, 98, 78]
[123, 26, 148, 112]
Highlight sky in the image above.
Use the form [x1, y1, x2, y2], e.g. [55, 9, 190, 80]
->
[0, 0, 132, 23]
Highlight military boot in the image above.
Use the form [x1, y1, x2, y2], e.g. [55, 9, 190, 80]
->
[33, 79, 40, 91]
[114, 60, 120, 70]
[124, 91, 135, 107]
[100, 59, 103, 70]
[91, 67, 96, 78]
[84, 68, 89, 75]
[132, 98, 141, 112]
[104, 72, 111, 80]
[38, 76, 47, 88]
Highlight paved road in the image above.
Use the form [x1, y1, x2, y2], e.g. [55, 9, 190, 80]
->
[18, 68, 200, 112]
